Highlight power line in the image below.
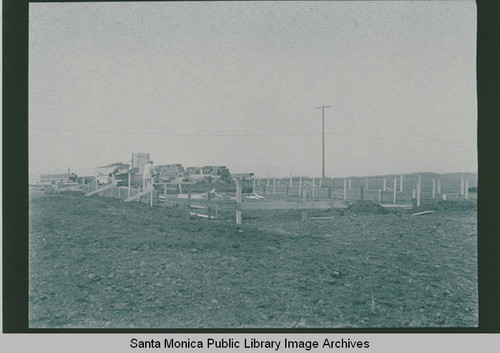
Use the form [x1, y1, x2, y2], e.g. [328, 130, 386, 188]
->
[30, 91, 313, 110]
[29, 126, 476, 144]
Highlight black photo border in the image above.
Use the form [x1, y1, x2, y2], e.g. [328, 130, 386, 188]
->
[3, 0, 499, 334]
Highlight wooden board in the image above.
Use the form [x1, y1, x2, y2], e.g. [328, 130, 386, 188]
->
[124, 188, 153, 202]
[84, 184, 113, 197]
[240, 201, 331, 210]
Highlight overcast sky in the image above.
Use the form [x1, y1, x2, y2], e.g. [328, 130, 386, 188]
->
[29, 1, 477, 182]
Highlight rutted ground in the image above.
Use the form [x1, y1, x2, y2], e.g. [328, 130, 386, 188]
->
[29, 192, 477, 328]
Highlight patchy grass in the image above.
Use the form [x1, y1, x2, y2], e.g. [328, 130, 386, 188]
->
[29, 192, 477, 328]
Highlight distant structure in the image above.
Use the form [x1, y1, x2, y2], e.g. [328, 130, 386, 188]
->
[155, 164, 185, 179]
[186, 165, 231, 182]
[40, 173, 78, 184]
[230, 172, 254, 181]
[132, 153, 150, 174]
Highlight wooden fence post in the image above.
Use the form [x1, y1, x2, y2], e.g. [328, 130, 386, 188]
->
[400, 174, 403, 192]
[383, 178, 386, 191]
[150, 188, 153, 207]
[290, 173, 293, 187]
[298, 177, 302, 197]
[378, 188, 382, 203]
[273, 177, 276, 195]
[437, 178, 441, 194]
[208, 190, 211, 219]
[348, 178, 351, 190]
[393, 178, 397, 203]
[417, 181, 421, 207]
[253, 177, 256, 194]
[236, 180, 242, 225]
[302, 185, 307, 221]
[460, 175, 465, 195]
[432, 179, 436, 198]
[343, 178, 347, 200]
[312, 178, 315, 198]
[465, 180, 469, 200]
[128, 172, 131, 198]
[267, 174, 270, 186]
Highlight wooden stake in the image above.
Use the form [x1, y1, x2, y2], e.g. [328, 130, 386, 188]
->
[343, 178, 347, 200]
[378, 188, 382, 202]
[460, 174, 464, 195]
[437, 178, 441, 194]
[432, 179, 436, 198]
[383, 178, 386, 191]
[393, 178, 397, 203]
[417, 181, 421, 207]
[253, 177, 256, 193]
[400, 174, 403, 192]
[312, 178, 315, 198]
[299, 177, 302, 197]
[236, 179, 242, 225]
[208, 191, 211, 219]
[150, 189, 153, 207]
[273, 177, 276, 195]
[128, 172, 131, 198]
[465, 180, 469, 200]
[302, 185, 307, 221]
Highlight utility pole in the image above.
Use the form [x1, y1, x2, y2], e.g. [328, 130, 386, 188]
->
[314, 105, 331, 179]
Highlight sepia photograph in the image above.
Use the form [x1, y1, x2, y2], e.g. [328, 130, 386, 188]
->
[28, 1, 478, 328]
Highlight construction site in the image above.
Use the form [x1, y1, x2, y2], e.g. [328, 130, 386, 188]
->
[28, 152, 478, 328]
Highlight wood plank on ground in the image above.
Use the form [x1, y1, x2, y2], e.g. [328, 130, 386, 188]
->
[84, 184, 113, 197]
[124, 189, 153, 202]
[240, 201, 331, 210]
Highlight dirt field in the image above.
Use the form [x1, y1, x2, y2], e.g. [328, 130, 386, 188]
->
[29, 191, 478, 328]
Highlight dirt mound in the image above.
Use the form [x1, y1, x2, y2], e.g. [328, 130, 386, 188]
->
[347, 200, 389, 214]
